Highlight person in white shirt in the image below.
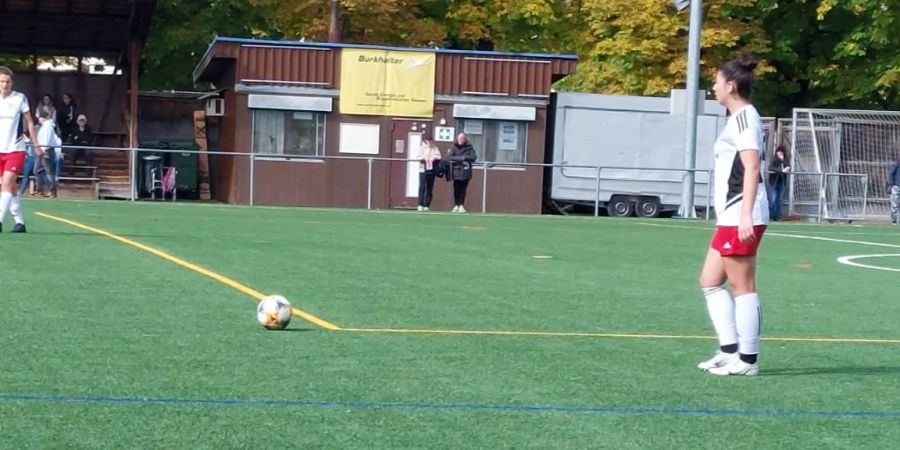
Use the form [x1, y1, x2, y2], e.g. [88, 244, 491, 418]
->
[37, 94, 57, 123]
[696, 56, 769, 377]
[416, 135, 441, 211]
[34, 110, 61, 197]
[0, 66, 44, 233]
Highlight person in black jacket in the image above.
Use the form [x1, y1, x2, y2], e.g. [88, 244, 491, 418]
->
[767, 145, 791, 221]
[446, 133, 477, 213]
[58, 93, 77, 143]
[69, 114, 93, 165]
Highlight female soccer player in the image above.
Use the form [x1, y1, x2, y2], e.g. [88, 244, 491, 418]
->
[697, 56, 769, 376]
[0, 66, 44, 233]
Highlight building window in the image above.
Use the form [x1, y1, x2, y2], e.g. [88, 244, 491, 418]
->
[458, 119, 527, 164]
[252, 110, 325, 157]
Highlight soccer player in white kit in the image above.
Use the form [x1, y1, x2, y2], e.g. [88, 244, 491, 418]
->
[697, 56, 769, 376]
[0, 66, 44, 233]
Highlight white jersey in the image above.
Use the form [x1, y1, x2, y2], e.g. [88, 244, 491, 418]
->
[713, 104, 769, 226]
[0, 91, 30, 154]
[37, 119, 62, 151]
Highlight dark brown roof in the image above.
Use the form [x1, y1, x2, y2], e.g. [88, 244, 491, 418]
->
[0, 0, 156, 58]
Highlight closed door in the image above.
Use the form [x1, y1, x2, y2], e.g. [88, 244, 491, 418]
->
[389, 120, 423, 208]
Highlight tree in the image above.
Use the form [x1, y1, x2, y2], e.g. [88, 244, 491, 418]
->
[141, 0, 276, 90]
[0, 54, 35, 71]
[254, 0, 583, 53]
[806, 0, 900, 109]
[753, 0, 900, 115]
[441, 0, 585, 53]
[252, 0, 446, 46]
[555, 1, 776, 102]
[138, 0, 900, 114]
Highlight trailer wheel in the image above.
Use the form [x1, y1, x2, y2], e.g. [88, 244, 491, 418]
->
[608, 196, 634, 217]
[636, 197, 661, 218]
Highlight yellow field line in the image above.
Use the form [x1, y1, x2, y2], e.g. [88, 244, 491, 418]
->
[341, 327, 712, 339]
[35, 212, 340, 331]
[340, 327, 900, 344]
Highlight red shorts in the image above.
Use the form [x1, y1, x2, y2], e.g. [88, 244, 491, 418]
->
[0, 152, 26, 175]
[710, 225, 767, 256]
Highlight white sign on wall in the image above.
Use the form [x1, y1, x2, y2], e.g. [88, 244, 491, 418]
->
[435, 126, 455, 142]
[498, 122, 519, 150]
[463, 120, 483, 135]
[339, 123, 380, 154]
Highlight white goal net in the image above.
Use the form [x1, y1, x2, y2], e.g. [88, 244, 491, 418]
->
[785, 109, 900, 221]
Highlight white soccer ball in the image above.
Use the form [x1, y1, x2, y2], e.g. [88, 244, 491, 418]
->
[257, 295, 293, 330]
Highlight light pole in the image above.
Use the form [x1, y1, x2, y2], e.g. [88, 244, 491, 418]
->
[329, 0, 340, 43]
[675, 0, 703, 219]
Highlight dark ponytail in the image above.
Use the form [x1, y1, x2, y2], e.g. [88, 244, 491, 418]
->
[718, 55, 758, 100]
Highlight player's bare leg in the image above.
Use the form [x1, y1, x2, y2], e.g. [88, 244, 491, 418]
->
[697, 248, 740, 371]
[0, 169, 26, 233]
[709, 255, 760, 376]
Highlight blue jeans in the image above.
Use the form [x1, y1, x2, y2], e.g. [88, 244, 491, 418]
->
[16, 155, 35, 196]
[54, 153, 63, 184]
[769, 183, 785, 220]
[17, 155, 54, 195]
[891, 185, 899, 224]
[35, 155, 55, 191]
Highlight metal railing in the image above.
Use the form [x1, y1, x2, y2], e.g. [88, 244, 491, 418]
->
[50, 144, 715, 218]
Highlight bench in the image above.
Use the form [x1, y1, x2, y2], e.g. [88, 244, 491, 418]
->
[19, 174, 102, 199]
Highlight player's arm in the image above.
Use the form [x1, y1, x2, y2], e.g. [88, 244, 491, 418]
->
[23, 114, 43, 157]
[739, 148, 760, 241]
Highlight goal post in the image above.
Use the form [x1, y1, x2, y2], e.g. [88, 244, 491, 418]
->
[787, 108, 900, 222]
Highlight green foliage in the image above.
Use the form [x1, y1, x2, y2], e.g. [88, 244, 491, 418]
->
[0, 54, 35, 71]
[555, 1, 776, 106]
[141, 0, 276, 90]
[139, 0, 900, 113]
[807, 0, 900, 108]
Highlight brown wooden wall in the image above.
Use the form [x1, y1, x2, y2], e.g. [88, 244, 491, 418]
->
[436, 54, 558, 97]
[209, 43, 338, 88]
[198, 40, 573, 213]
[213, 94, 547, 214]
[207, 42, 575, 97]
[16, 71, 127, 146]
[138, 95, 206, 142]
[1, 0, 133, 56]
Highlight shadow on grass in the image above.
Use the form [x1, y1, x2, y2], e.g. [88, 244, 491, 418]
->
[764, 366, 900, 376]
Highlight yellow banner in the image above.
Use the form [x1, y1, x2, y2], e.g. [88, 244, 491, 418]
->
[339, 48, 435, 118]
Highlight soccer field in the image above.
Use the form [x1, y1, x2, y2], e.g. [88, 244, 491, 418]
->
[1, 200, 898, 449]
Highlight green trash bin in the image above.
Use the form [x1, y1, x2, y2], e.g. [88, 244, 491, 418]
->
[140, 140, 169, 150]
[167, 141, 199, 194]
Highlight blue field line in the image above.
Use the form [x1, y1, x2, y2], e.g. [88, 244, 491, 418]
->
[0, 394, 897, 419]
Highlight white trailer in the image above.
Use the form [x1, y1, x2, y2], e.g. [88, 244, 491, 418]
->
[548, 91, 730, 217]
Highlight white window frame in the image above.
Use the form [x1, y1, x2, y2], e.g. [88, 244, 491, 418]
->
[458, 119, 528, 166]
[250, 109, 327, 159]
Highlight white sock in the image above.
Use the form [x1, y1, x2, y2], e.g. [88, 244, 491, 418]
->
[0, 192, 12, 225]
[703, 285, 738, 348]
[9, 195, 24, 225]
[735, 293, 761, 355]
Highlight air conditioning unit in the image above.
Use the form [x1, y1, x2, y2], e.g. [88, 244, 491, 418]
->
[205, 98, 225, 117]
